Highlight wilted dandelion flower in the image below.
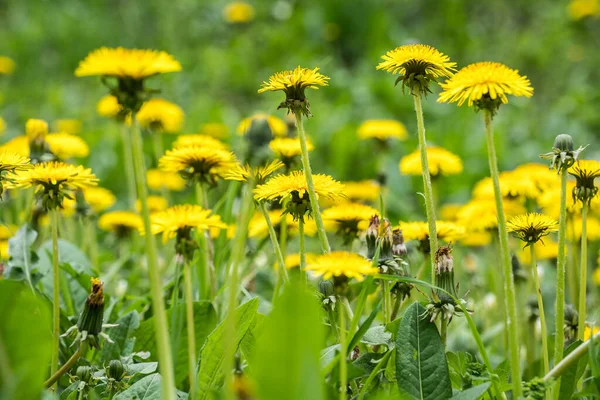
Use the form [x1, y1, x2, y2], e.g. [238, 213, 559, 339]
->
[136, 195, 168, 214]
[473, 172, 540, 201]
[136, 98, 184, 133]
[248, 210, 317, 238]
[357, 119, 408, 141]
[258, 66, 329, 117]
[0, 56, 15, 74]
[99, 211, 143, 235]
[149, 204, 226, 244]
[54, 119, 82, 135]
[377, 44, 456, 95]
[568, 0, 600, 20]
[146, 169, 187, 192]
[438, 62, 533, 114]
[223, 1, 256, 24]
[46, 133, 90, 159]
[399, 146, 463, 177]
[159, 146, 237, 185]
[83, 186, 117, 214]
[568, 160, 600, 205]
[224, 160, 284, 184]
[306, 251, 378, 282]
[10, 161, 98, 210]
[97, 95, 125, 119]
[322, 202, 378, 242]
[269, 137, 313, 167]
[507, 213, 559, 245]
[173, 134, 228, 151]
[237, 113, 288, 137]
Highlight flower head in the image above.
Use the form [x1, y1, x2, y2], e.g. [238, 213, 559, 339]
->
[137, 98, 184, 133]
[339, 180, 381, 203]
[83, 186, 116, 214]
[438, 62, 533, 114]
[136, 195, 168, 214]
[146, 169, 187, 192]
[224, 160, 284, 184]
[283, 253, 318, 270]
[46, 133, 90, 159]
[269, 137, 313, 168]
[9, 161, 98, 210]
[357, 119, 408, 141]
[569, 160, 600, 205]
[507, 213, 559, 245]
[0, 151, 31, 175]
[322, 202, 379, 243]
[568, 0, 600, 20]
[199, 122, 229, 139]
[399, 146, 463, 177]
[0, 56, 15, 74]
[26, 119, 48, 142]
[159, 146, 237, 185]
[377, 44, 456, 95]
[98, 211, 143, 236]
[173, 134, 228, 151]
[457, 198, 525, 232]
[54, 119, 82, 135]
[238, 113, 287, 138]
[97, 95, 126, 119]
[223, 1, 256, 24]
[306, 251, 378, 282]
[540, 134, 587, 172]
[258, 66, 329, 117]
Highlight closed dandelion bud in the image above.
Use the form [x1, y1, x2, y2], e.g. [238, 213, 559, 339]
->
[379, 219, 394, 261]
[392, 228, 407, 257]
[318, 280, 336, 310]
[523, 378, 551, 400]
[540, 133, 587, 172]
[76, 366, 93, 383]
[107, 360, 126, 381]
[77, 277, 105, 337]
[564, 304, 579, 340]
[554, 134, 574, 152]
[366, 215, 380, 260]
[434, 245, 457, 302]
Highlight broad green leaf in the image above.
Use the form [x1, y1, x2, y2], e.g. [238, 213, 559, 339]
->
[114, 373, 161, 400]
[254, 281, 325, 400]
[361, 325, 394, 349]
[197, 298, 258, 399]
[0, 281, 52, 400]
[136, 301, 217, 386]
[348, 352, 382, 380]
[449, 382, 492, 400]
[558, 340, 586, 400]
[239, 312, 265, 366]
[127, 362, 158, 375]
[395, 302, 452, 400]
[101, 310, 140, 362]
[5, 225, 39, 285]
[348, 302, 381, 352]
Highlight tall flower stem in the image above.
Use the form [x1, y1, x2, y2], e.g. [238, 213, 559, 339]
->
[195, 184, 212, 300]
[577, 202, 589, 341]
[554, 170, 568, 366]
[294, 112, 330, 254]
[50, 208, 60, 386]
[182, 255, 197, 397]
[129, 117, 176, 400]
[120, 123, 137, 209]
[44, 342, 86, 388]
[298, 219, 306, 270]
[483, 110, 521, 397]
[531, 244, 549, 375]
[338, 297, 347, 400]
[412, 94, 438, 284]
[260, 202, 288, 282]
[382, 280, 391, 323]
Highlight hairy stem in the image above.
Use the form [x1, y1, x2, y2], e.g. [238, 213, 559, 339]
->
[260, 202, 289, 284]
[531, 245, 549, 375]
[554, 170, 568, 366]
[120, 122, 137, 209]
[183, 257, 197, 397]
[50, 208, 60, 387]
[578, 202, 588, 340]
[44, 342, 86, 388]
[339, 297, 347, 400]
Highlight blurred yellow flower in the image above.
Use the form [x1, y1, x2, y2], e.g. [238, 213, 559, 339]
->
[99, 211, 143, 234]
[173, 134, 228, 151]
[237, 113, 287, 137]
[0, 56, 15, 74]
[584, 325, 599, 341]
[97, 95, 124, 119]
[537, 181, 582, 218]
[210, 224, 236, 240]
[357, 119, 408, 141]
[507, 213, 559, 244]
[0, 241, 8, 260]
[54, 119, 82, 135]
[568, 0, 600, 20]
[200, 122, 229, 139]
[254, 171, 345, 204]
[147, 169, 187, 192]
[439, 203, 462, 221]
[306, 251, 378, 282]
[340, 180, 381, 203]
[223, 1, 256, 24]
[83, 186, 116, 213]
[26, 119, 48, 141]
[283, 253, 318, 270]
[159, 146, 237, 185]
[513, 163, 558, 192]
[149, 204, 226, 243]
[322, 202, 379, 234]
[75, 47, 181, 80]
[519, 240, 559, 264]
[457, 198, 525, 232]
[0, 136, 28, 157]
[473, 172, 540, 200]
[570, 216, 600, 241]
[136, 195, 168, 214]
[0, 224, 17, 240]
[46, 133, 90, 159]
[269, 137, 313, 162]
[460, 231, 492, 247]
[137, 98, 184, 133]
[398, 220, 466, 242]
[399, 146, 463, 177]
[248, 210, 317, 238]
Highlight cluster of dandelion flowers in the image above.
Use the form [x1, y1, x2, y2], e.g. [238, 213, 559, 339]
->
[322, 202, 379, 240]
[224, 160, 284, 184]
[9, 161, 98, 210]
[399, 146, 463, 177]
[306, 252, 378, 282]
[258, 66, 329, 116]
[438, 62, 533, 114]
[237, 113, 288, 137]
[149, 205, 226, 244]
[507, 213, 559, 245]
[98, 211, 143, 236]
[569, 160, 600, 204]
[357, 119, 408, 141]
[137, 98, 184, 133]
[377, 44, 456, 94]
[158, 146, 237, 185]
[173, 134, 228, 151]
[147, 168, 187, 192]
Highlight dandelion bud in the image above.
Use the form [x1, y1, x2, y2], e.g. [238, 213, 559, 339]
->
[434, 245, 458, 301]
[564, 304, 579, 341]
[523, 378, 551, 400]
[392, 228, 407, 257]
[540, 133, 587, 172]
[366, 214, 380, 259]
[379, 219, 394, 261]
[76, 366, 93, 383]
[318, 280, 334, 298]
[554, 134, 574, 152]
[107, 360, 126, 381]
[77, 277, 105, 337]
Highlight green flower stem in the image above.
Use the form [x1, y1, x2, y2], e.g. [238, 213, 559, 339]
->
[294, 112, 330, 254]
[195, 184, 212, 300]
[130, 117, 176, 400]
[182, 256, 197, 397]
[120, 123, 137, 209]
[338, 296, 347, 400]
[554, 170, 568, 367]
[412, 94, 438, 284]
[382, 280, 391, 323]
[328, 309, 340, 342]
[50, 208, 60, 385]
[299, 219, 306, 270]
[259, 202, 289, 283]
[483, 110, 521, 397]
[544, 331, 600, 382]
[578, 202, 589, 341]
[531, 244, 549, 375]
[440, 318, 448, 348]
[44, 341, 86, 388]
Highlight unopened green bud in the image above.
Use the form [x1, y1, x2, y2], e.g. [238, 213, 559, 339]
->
[77, 277, 105, 336]
[366, 215, 380, 260]
[107, 360, 126, 381]
[553, 134, 574, 152]
[318, 280, 334, 298]
[434, 245, 457, 302]
[76, 365, 93, 383]
[564, 304, 579, 340]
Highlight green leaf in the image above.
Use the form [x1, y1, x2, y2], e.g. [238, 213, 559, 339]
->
[449, 382, 492, 400]
[559, 340, 587, 400]
[239, 312, 265, 366]
[0, 281, 52, 400]
[254, 281, 325, 400]
[348, 302, 381, 352]
[5, 225, 39, 285]
[101, 310, 140, 362]
[127, 362, 158, 375]
[114, 373, 161, 400]
[136, 301, 217, 386]
[395, 302, 452, 400]
[197, 298, 258, 399]
[361, 325, 394, 349]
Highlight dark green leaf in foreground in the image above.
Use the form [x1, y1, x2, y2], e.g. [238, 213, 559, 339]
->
[396, 302, 452, 400]
[450, 382, 492, 400]
[113, 373, 161, 400]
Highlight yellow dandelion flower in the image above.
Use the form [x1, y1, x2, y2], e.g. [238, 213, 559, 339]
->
[254, 170, 345, 203]
[159, 146, 237, 185]
[149, 204, 226, 243]
[399, 146, 463, 177]
[519, 240, 559, 264]
[537, 181, 580, 218]
[136, 98, 184, 134]
[223, 1, 256, 24]
[97, 95, 124, 119]
[75, 47, 181, 80]
[46, 133, 90, 159]
[305, 251, 379, 282]
[283, 253, 318, 270]
[98, 211, 143, 234]
[54, 119, 82, 135]
[146, 169, 187, 192]
[0, 240, 8, 259]
[507, 213, 559, 244]
[457, 198, 525, 232]
[248, 210, 317, 238]
[399, 220, 466, 243]
[568, 0, 600, 20]
[584, 325, 600, 341]
[570, 216, 600, 241]
[173, 134, 228, 151]
[199, 122, 229, 139]
[238, 113, 288, 138]
[322, 202, 379, 234]
[224, 160, 284, 184]
[340, 180, 381, 203]
[0, 136, 29, 157]
[460, 231, 493, 247]
[83, 186, 116, 213]
[26, 119, 48, 142]
[569, 160, 600, 204]
[438, 62, 533, 111]
[513, 163, 558, 192]
[0, 224, 17, 240]
[210, 224, 236, 240]
[377, 44, 456, 94]
[269, 137, 313, 161]
[473, 172, 540, 200]
[439, 203, 462, 222]
[0, 56, 15, 75]
[136, 195, 168, 214]
[357, 119, 408, 141]
[0, 151, 31, 174]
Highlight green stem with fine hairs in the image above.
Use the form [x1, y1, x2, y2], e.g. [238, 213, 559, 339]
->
[338, 297, 347, 400]
[545, 331, 600, 382]
[531, 244, 549, 376]
[299, 219, 306, 270]
[195, 183, 212, 300]
[182, 256, 197, 397]
[294, 112, 330, 254]
[44, 342, 86, 388]
[554, 170, 568, 367]
[483, 110, 521, 397]
[120, 123, 137, 210]
[578, 202, 588, 340]
[50, 208, 60, 387]
[260, 202, 289, 283]
[412, 94, 438, 284]
[130, 116, 176, 400]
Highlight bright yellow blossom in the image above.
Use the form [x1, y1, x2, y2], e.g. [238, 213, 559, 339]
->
[306, 251, 378, 282]
[357, 119, 408, 141]
[399, 146, 463, 177]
